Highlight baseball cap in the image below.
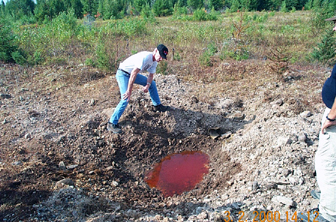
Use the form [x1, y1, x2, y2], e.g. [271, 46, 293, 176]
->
[325, 16, 336, 22]
[157, 44, 168, 60]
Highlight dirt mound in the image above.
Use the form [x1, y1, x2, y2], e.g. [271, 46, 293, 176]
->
[0, 61, 328, 221]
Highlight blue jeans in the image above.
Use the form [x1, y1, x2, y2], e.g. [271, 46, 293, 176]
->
[109, 70, 161, 124]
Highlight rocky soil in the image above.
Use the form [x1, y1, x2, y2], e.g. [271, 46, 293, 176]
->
[0, 61, 331, 222]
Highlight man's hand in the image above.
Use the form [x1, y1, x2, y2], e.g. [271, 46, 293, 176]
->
[321, 119, 336, 134]
[143, 84, 150, 93]
[122, 90, 132, 102]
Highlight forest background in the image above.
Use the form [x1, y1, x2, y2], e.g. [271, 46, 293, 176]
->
[1, 0, 336, 82]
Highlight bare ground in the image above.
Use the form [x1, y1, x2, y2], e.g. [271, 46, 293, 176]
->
[0, 60, 330, 221]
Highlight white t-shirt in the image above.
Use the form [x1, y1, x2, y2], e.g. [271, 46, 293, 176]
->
[119, 51, 157, 74]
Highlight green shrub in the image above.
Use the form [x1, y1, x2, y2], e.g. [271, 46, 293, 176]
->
[141, 3, 155, 22]
[221, 39, 249, 61]
[156, 61, 168, 74]
[45, 10, 79, 43]
[172, 4, 188, 20]
[15, 24, 48, 65]
[153, 0, 173, 17]
[193, 9, 208, 21]
[173, 51, 181, 61]
[96, 43, 111, 70]
[304, 0, 313, 10]
[198, 43, 218, 66]
[207, 42, 218, 56]
[207, 8, 219, 21]
[11, 50, 26, 64]
[85, 58, 96, 67]
[280, 1, 288, 12]
[199, 51, 212, 66]
[252, 13, 269, 23]
[106, 18, 147, 37]
[192, 8, 218, 21]
[0, 20, 26, 64]
[310, 29, 336, 66]
[32, 50, 44, 65]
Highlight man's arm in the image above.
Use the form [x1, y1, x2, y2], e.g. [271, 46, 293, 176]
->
[143, 73, 154, 93]
[322, 97, 336, 133]
[147, 73, 154, 85]
[123, 68, 140, 101]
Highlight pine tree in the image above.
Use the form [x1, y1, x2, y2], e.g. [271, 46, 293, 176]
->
[311, 29, 336, 65]
[230, 0, 240, 12]
[5, 0, 35, 19]
[177, 0, 188, 7]
[187, 0, 203, 10]
[286, 0, 299, 10]
[280, 0, 287, 12]
[70, 0, 83, 18]
[102, 0, 112, 19]
[0, 1, 5, 17]
[82, 0, 98, 15]
[49, 0, 66, 18]
[133, 0, 148, 14]
[153, 0, 173, 16]
[34, 0, 50, 23]
[209, 0, 224, 10]
[98, 0, 103, 15]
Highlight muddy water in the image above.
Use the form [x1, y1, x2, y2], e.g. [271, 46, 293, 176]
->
[144, 151, 210, 197]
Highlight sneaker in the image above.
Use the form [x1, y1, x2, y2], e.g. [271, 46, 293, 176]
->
[107, 122, 122, 134]
[153, 104, 169, 112]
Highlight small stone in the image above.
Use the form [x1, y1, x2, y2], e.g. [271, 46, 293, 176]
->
[282, 169, 292, 177]
[59, 161, 66, 170]
[12, 161, 22, 166]
[298, 133, 307, 143]
[18, 148, 26, 154]
[233, 112, 245, 120]
[222, 131, 232, 139]
[197, 211, 208, 220]
[54, 178, 75, 190]
[272, 99, 283, 106]
[0, 93, 12, 99]
[300, 111, 312, 118]
[66, 165, 78, 170]
[252, 181, 259, 191]
[277, 136, 291, 147]
[105, 166, 114, 171]
[272, 196, 295, 207]
[209, 128, 220, 140]
[89, 99, 96, 106]
[288, 176, 300, 185]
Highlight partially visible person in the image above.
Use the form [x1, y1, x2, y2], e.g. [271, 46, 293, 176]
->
[314, 15, 336, 222]
[107, 44, 169, 134]
[325, 15, 336, 31]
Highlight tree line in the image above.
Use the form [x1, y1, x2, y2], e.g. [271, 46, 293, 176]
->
[1, 0, 335, 24]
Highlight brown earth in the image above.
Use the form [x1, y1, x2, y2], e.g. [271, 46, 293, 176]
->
[0, 60, 330, 221]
